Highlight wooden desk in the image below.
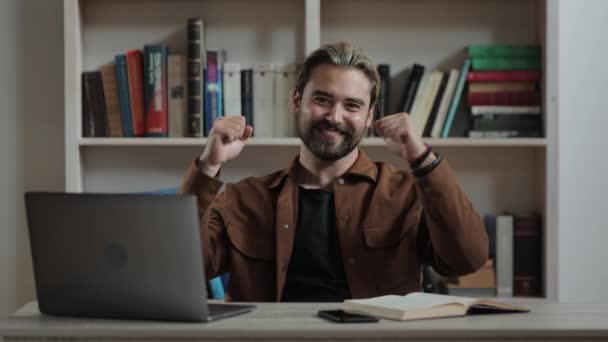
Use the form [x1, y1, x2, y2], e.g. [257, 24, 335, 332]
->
[2, 301, 608, 341]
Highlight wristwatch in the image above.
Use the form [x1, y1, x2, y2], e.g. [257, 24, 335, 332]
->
[412, 153, 443, 178]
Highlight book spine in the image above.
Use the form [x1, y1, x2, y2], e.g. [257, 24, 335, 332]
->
[468, 45, 541, 58]
[430, 69, 459, 138]
[187, 18, 205, 137]
[400, 64, 425, 113]
[99, 63, 123, 137]
[115, 55, 134, 137]
[472, 117, 542, 131]
[144, 44, 169, 137]
[204, 50, 219, 136]
[468, 130, 542, 138]
[441, 59, 471, 138]
[496, 215, 514, 297]
[513, 214, 543, 297]
[223, 62, 242, 117]
[467, 92, 541, 106]
[216, 50, 224, 117]
[241, 69, 254, 130]
[377, 64, 390, 117]
[273, 64, 297, 137]
[168, 55, 187, 137]
[469, 82, 537, 93]
[467, 71, 541, 82]
[471, 57, 541, 71]
[423, 72, 448, 137]
[253, 63, 275, 137]
[126, 49, 146, 136]
[82, 71, 109, 137]
[471, 106, 541, 115]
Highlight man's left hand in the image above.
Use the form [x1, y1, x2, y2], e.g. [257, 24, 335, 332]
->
[373, 112, 433, 164]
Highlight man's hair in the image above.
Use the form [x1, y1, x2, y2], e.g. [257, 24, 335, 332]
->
[294, 42, 381, 110]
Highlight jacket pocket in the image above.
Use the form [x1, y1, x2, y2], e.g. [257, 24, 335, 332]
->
[227, 224, 275, 261]
[362, 207, 421, 248]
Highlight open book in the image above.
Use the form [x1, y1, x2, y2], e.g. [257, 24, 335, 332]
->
[342, 292, 529, 321]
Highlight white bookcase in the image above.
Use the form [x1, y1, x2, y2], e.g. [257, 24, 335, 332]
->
[64, 0, 558, 301]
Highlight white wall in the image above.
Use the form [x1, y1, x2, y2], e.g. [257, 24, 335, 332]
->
[557, 0, 608, 302]
[0, 0, 64, 318]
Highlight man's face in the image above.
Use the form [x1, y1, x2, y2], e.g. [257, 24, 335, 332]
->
[291, 64, 374, 161]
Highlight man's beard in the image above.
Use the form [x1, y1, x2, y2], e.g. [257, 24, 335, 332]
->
[297, 113, 368, 161]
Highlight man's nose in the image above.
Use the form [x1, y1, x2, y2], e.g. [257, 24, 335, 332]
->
[327, 103, 345, 123]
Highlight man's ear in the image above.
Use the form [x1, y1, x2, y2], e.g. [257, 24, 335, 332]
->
[290, 90, 301, 114]
[366, 102, 376, 128]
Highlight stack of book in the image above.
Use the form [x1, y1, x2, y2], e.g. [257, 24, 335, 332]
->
[81, 18, 298, 139]
[447, 212, 543, 298]
[466, 45, 543, 138]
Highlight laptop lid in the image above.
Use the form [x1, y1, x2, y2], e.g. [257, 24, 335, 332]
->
[24, 192, 211, 322]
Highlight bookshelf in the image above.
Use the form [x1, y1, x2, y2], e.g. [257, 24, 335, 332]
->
[64, 0, 557, 302]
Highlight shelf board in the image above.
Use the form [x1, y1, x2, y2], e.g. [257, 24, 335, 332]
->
[78, 137, 547, 147]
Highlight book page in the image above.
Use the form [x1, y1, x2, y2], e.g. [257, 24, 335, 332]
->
[346, 293, 470, 311]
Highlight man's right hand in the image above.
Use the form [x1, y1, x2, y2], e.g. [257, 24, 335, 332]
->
[197, 116, 253, 177]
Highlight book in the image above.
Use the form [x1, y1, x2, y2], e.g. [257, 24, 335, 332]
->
[223, 62, 242, 117]
[241, 69, 254, 128]
[441, 58, 471, 138]
[399, 63, 424, 113]
[144, 44, 169, 136]
[273, 63, 297, 137]
[471, 106, 541, 115]
[114, 54, 134, 137]
[471, 57, 541, 71]
[99, 63, 123, 137]
[514, 213, 543, 297]
[253, 63, 275, 137]
[187, 18, 205, 137]
[376, 64, 391, 117]
[342, 292, 528, 321]
[469, 82, 537, 93]
[467, 91, 541, 106]
[82, 71, 108, 137]
[422, 72, 448, 137]
[126, 49, 146, 137]
[468, 45, 541, 58]
[467, 71, 541, 82]
[410, 71, 443, 136]
[430, 69, 459, 138]
[204, 49, 220, 136]
[496, 215, 514, 297]
[168, 55, 187, 137]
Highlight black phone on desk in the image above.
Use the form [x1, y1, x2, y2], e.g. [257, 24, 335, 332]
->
[317, 309, 379, 323]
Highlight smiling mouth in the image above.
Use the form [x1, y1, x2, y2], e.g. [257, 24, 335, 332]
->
[316, 126, 344, 139]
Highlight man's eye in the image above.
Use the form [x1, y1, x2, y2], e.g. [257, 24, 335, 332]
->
[346, 103, 361, 111]
[314, 97, 330, 105]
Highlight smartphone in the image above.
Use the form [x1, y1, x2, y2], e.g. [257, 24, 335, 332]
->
[317, 309, 379, 323]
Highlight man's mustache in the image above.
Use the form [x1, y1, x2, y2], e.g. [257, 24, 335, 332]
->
[312, 120, 351, 136]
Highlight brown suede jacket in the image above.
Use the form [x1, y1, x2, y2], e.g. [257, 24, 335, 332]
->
[180, 150, 488, 302]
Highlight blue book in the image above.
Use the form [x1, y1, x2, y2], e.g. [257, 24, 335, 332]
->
[115, 54, 134, 137]
[204, 50, 219, 135]
[483, 214, 497, 259]
[217, 55, 223, 117]
[441, 58, 471, 138]
[208, 276, 225, 299]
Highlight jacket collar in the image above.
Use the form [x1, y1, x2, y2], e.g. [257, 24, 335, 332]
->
[267, 148, 378, 189]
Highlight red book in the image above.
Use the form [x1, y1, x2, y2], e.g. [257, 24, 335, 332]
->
[467, 91, 541, 106]
[126, 49, 146, 136]
[467, 71, 541, 82]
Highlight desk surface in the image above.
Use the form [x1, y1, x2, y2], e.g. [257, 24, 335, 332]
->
[2, 301, 608, 341]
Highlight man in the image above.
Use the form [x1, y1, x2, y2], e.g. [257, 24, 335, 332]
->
[181, 42, 488, 302]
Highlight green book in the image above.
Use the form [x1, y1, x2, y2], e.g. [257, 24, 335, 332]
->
[468, 45, 541, 58]
[472, 57, 541, 71]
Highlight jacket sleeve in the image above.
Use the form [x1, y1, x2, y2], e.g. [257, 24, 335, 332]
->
[414, 158, 489, 277]
[180, 159, 229, 280]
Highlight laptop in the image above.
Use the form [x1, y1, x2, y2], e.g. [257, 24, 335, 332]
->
[24, 192, 255, 322]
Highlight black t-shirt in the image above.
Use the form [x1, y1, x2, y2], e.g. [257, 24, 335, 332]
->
[281, 186, 352, 302]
